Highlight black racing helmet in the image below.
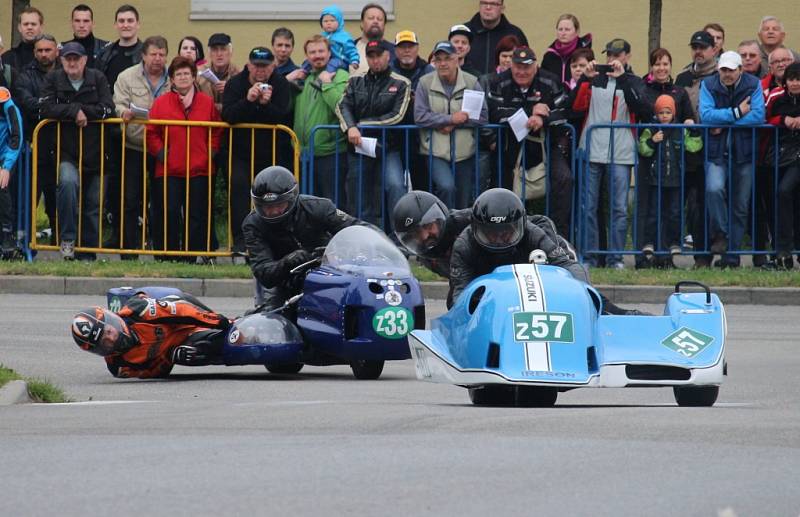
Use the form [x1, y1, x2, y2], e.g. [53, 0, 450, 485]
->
[471, 188, 525, 252]
[392, 190, 449, 255]
[251, 166, 299, 223]
[71, 307, 137, 356]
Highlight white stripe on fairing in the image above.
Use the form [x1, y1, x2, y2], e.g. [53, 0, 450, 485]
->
[512, 264, 551, 371]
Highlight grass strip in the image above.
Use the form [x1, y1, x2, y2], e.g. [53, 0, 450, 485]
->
[0, 364, 70, 403]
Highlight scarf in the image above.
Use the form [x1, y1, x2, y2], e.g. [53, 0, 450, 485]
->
[175, 85, 195, 115]
[552, 37, 579, 59]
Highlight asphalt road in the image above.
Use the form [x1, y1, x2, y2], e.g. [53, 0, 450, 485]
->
[1, 294, 798, 517]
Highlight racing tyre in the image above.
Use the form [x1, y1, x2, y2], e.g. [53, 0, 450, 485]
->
[673, 385, 719, 407]
[265, 363, 304, 374]
[468, 385, 515, 406]
[350, 360, 384, 379]
[515, 386, 558, 407]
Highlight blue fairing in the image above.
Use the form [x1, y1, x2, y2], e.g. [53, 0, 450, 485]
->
[222, 312, 304, 365]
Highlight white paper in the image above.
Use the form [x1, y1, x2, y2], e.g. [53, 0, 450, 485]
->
[354, 137, 377, 158]
[199, 68, 220, 84]
[129, 102, 150, 120]
[508, 108, 531, 142]
[461, 89, 485, 120]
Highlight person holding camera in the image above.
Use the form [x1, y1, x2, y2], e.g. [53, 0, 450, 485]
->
[222, 47, 293, 261]
[570, 38, 652, 269]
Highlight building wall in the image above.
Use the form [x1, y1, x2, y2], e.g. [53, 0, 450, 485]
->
[2, 0, 798, 74]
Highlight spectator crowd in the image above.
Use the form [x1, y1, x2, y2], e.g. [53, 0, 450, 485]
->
[1, 2, 799, 270]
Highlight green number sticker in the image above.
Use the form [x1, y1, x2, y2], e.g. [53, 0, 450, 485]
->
[109, 296, 122, 312]
[373, 307, 414, 340]
[513, 312, 574, 343]
[661, 327, 714, 358]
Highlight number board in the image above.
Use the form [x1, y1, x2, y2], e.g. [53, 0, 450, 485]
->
[513, 312, 574, 343]
[661, 327, 714, 358]
[372, 307, 414, 340]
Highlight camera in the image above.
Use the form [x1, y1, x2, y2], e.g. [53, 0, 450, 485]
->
[594, 64, 614, 74]
[259, 83, 272, 92]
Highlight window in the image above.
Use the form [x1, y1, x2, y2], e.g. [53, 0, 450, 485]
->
[190, 1, 395, 20]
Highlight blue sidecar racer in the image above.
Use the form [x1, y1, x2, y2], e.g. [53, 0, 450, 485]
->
[408, 257, 726, 407]
[106, 226, 424, 379]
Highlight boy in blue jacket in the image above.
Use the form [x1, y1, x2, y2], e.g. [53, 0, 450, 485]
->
[0, 87, 24, 259]
[301, 5, 360, 76]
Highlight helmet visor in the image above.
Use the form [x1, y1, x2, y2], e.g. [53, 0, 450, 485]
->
[395, 203, 447, 255]
[252, 185, 298, 221]
[73, 310, 134, 356]
[474, 220, 524, 251]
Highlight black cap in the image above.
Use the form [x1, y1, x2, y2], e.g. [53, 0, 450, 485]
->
[689, 31, 714, 48]
[249, 47, 274, 64]
[365, 39, 390, 55]
[603, 38, 631, 55]
[60, 41, 86, 57]
[208, 33, 231, 47]
[511, 47, 536, 65]
[432, 41, 456, 55]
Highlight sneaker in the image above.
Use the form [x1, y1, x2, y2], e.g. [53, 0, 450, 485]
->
[608, 262, 625, 270]
[641, 243, 655, 256]
[710, 235, 727, 255]
[683, 234, 694, 250]
[60, 240, 75, 260]
[669, 245, 681, 256]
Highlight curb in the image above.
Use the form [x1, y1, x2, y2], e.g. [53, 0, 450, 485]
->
[0, 380, 31, 406]
[1, 276, 799, 305]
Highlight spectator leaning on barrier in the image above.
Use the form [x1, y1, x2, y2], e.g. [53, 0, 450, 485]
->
[272, 28, 299, 76]
[41, 42, 114, 261]
[541, 13, 592, 89]
[292, 36, 350, 205]
[63, 4, 108, 69]
[463, 0, 528, 76]
[571, 38, 652, 269]
[415, 41, 488, 210]
[335, 38, 411, 227]
[351, 3, 395, 79]
[739, 40, 765, 78]
[0, 87, 23, 258]
[676, 30, 719, 268]
[197, 33, 240, 113]
[767, 63, 800, 269]
[222, 46, 293, 261]
[146, 56, 221, 258]
[113, 35, 170, 254]
[757, 16, 800, 78]
[699, 50, 765, 269]
[2, 6, 44, 71]
[14, 34, 59, 236]
[638, 94, 703, 268]
[484, 46, 574, 235]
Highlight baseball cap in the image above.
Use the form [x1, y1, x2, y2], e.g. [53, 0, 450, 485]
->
[432, 41, 456, 55]
[718, 50, 742, 70]
[688, 31, 714, 48]
[60, 41, 86, 57]
[249, 47, 274, 64]
[511, 47, 536, 65]
[365, 39, 390, 55]
[603, 38, 631, 55]
[395, 30, 419, 46]
[449, 24, 473, 42]
[208, 33, 232, 47]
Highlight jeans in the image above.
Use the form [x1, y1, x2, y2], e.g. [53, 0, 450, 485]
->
[705, 161, 753, 265]
[56, 161, 100, 247]
[582, 162, 631, 267]
[346, 150, 405, 227]
[643, 185, 682, 250]
[428, 156, 477, 209]
[119, 148, 153, 250]
[310, 152, 348, 207]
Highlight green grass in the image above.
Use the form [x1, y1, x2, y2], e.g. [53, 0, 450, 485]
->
[0, 364, 70, 403]
[589, 267, 800, 287]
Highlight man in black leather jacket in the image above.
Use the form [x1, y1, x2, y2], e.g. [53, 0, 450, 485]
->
[335, 39, 410, 227]
[244, 166, 368, 310]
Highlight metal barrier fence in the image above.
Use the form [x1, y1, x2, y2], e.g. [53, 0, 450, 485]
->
[578, 123, 794, 264]
[28, 118, 300, 259]
[305, 123, 578, 238]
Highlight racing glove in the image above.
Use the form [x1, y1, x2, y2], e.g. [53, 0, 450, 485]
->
[283, 249, 313, 270]
[172, 345, 206, 365]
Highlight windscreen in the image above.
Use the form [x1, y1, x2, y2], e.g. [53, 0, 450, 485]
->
[323, 226, 411, 277]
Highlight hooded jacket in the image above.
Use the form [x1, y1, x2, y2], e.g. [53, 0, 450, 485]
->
[321, 5, 360, 66]
[464, 12, 528, 76]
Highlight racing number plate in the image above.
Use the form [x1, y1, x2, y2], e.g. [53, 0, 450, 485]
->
[661, 327, 714, 358]
[373, 307, 414, 340]
[513, 312, 574, 343]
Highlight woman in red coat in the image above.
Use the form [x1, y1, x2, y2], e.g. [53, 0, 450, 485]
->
[147, 56, 221, 257]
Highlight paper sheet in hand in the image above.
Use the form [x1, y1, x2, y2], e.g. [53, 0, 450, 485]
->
[508, 108, 530, 142]
[199, 68, 220, 84]
[461, 89, 485, 120]
[355, 137, 377, 158]
[129, 103, 150, 120]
